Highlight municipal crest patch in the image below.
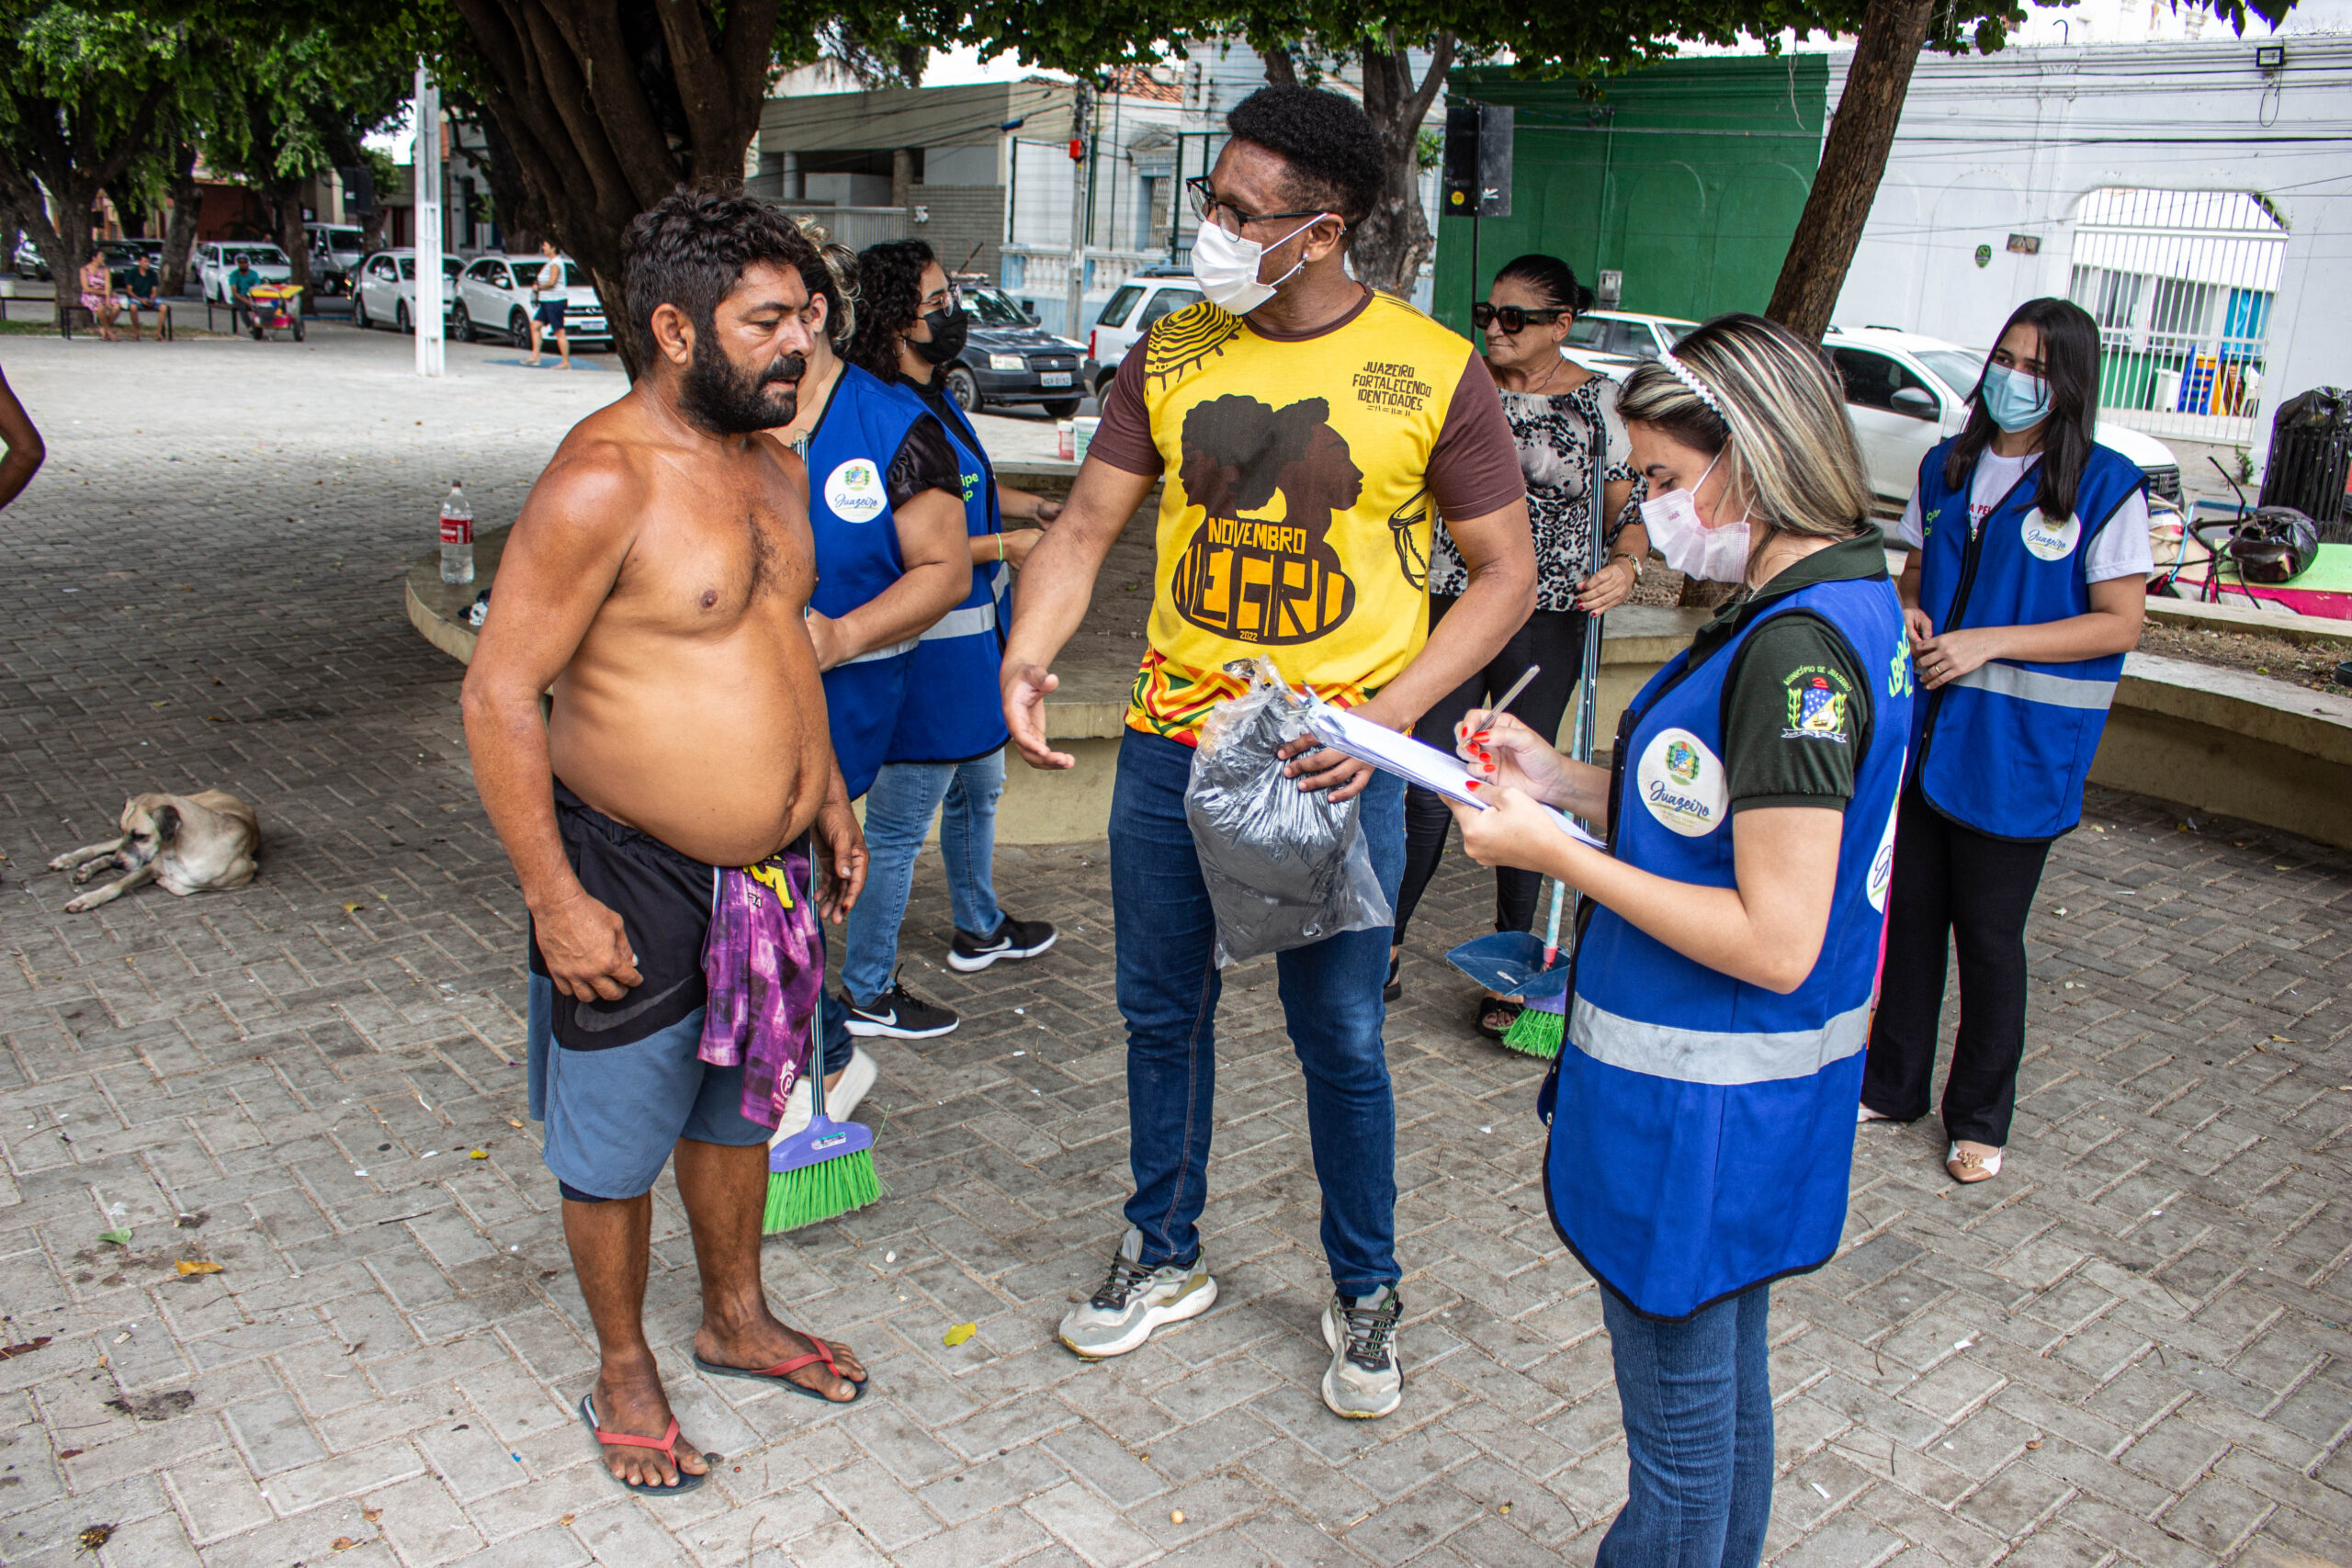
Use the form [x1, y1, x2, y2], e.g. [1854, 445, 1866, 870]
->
[1781, 665, 1852, 742]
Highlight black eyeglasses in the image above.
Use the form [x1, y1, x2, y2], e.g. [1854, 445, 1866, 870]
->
[1184, 175, 1328, 235]
[1472, 303, 1569, 334]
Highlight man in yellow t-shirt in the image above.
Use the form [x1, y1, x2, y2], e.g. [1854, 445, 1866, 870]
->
[1001, 86, 1533, 1420]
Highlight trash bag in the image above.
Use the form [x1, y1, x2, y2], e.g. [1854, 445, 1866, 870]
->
[1184, 658, 1392, 967]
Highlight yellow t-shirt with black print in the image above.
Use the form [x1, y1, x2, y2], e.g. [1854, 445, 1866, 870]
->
[1088, 288, 1525, 742]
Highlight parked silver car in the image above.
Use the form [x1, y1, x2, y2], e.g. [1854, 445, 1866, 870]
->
[452, 254, 611, 349]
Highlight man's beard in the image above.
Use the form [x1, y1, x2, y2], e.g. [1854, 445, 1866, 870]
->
[679, 333, 805, 435]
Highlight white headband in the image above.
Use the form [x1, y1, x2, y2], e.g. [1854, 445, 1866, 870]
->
[1657, 349, 1724, 417]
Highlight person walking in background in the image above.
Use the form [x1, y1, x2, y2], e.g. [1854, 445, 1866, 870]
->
[1861, 298, 2149, 1184]
[525, 240, 572, 368]
[829, 236, 1064, 1044]
[1386, 254, 1651, 1037]
[1001, 85, 1533, 1420]
[761, 233, 970, 1110]
[1450, 314, 1910, 1565]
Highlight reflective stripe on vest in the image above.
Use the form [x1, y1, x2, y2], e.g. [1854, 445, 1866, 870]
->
[842, 636, 920, 666]
[1950, 660, 2118, 711]
[1571, 996, 1872, 1087]
[918, 601, 997, 643]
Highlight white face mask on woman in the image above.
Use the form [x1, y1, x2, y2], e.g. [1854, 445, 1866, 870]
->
[1191, 214, 1324, 315]
[1638, 452, 1752, 583]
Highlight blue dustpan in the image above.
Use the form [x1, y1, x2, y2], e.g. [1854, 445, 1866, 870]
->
[1444, 931, 1572, 1001]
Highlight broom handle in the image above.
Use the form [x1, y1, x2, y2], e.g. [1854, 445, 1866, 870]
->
[807, 853, 827, 1123]
[1549, 495, 1612, 964]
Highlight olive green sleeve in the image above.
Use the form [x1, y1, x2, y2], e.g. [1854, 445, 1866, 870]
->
[1721, 615, 1874, 813]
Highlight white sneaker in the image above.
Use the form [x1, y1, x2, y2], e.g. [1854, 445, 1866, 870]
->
[1319, 1287, 1404, 1419]
[1057, 1227, 1217, 1359]
[768, 1046, 878, 1144]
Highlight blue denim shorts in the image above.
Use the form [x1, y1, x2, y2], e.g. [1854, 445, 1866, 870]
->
[526, 973, 769, 1201]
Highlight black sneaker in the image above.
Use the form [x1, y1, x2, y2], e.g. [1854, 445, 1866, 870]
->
[842, 974, 959, 1038]
[947, 915, 1058, 974]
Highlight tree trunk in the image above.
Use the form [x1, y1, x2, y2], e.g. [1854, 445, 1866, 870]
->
[444, 0, 785, 377]
[161, 141, 201, 297]
[0, 73, 170, 288]
[1349, 35, 1451, 299]
[275, 187, 312, 294]
[1765, 0, 1933, 340]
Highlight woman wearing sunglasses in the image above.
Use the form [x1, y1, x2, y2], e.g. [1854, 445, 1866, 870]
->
[1860, 298, 2149, 1184]
[1388, 255, 1650, 1039]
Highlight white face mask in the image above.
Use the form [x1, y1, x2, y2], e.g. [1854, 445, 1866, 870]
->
[1638, 453, 1753, 583]
[1191, 214, 1324, 316]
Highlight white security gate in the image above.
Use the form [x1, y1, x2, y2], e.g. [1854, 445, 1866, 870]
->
[2066, 187, 2286, 446]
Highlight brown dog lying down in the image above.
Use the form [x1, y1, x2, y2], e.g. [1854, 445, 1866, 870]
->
[47, 791, 261, 913]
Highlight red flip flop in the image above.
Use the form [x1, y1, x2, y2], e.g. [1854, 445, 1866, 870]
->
[693, 1333, 868, 1403]
[577, 1393, 707, 1494]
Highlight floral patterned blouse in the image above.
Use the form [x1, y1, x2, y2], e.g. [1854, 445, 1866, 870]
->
[1428, 371, 1645, 613]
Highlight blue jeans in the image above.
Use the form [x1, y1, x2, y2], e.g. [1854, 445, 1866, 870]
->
[842, 750, 1006, 1005]
[1598, 1283, 1774, 1568]
[1110, 728, 1405, 1296]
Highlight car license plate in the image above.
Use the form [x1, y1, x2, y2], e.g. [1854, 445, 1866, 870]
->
[1039, 371, 1071, 388]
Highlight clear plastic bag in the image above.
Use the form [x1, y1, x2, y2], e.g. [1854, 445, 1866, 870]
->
[1184, 658, 1393, 966]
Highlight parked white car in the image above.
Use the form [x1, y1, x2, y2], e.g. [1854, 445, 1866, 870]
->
[452, 254, 611, 349]
[1084, 269, 1204, 397]
[1823, 325, 2183, 513]
[1561, 310, 1700, 375]
[353, 250, 460, 333]
[196, 242, 291, 303]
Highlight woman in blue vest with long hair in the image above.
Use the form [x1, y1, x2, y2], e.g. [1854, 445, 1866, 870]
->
[1443, 314, 1912, 1566]
[830, 239, 1063, 1043]
[1861, 298, 2149, 1184]
[761, 236, 972, 1135]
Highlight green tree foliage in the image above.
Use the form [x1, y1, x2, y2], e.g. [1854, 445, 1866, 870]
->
[0, 1, 184, 281]
[201, 22, 407, 293]
[413, 0, 956, 372]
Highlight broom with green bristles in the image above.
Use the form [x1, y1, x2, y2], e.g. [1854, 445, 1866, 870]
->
[1501, 512, 1613, 1062]
[763, 863, 883, 1233]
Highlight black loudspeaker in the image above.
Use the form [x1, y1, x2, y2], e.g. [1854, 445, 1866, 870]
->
[337, 165, 377, 216]
[1442, 104, 1513, 220]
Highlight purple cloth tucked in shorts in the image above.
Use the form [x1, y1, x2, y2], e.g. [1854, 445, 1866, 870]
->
[696, 843, 822, 1129]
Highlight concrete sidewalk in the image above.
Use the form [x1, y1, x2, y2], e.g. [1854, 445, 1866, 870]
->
[0, 331, 2346, 1568]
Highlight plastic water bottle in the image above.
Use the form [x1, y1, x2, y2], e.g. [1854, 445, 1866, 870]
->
[438, 480, 474, 585]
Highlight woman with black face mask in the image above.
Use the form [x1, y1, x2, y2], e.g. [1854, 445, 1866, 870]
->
[831, 239, 1065, 1046]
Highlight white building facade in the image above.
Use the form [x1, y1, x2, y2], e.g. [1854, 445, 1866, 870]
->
[1827, 37, 2352, 459]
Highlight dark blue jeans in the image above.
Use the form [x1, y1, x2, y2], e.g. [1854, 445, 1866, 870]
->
[1109, 728, 1405, 1296]
[1598, 1283, 1774, 1568]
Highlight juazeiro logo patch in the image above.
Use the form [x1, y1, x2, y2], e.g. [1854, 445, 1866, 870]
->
[1637, 727, 1726, 837]
[825, 459, 886, 523]
[2021, 509, 2080, 561]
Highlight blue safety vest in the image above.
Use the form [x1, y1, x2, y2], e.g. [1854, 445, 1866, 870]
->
[807, 364, 934, 799]
[1544, 572, 1912, 1320]
[886, 387, 1012, 764]
[1910, 440, 2145, 840]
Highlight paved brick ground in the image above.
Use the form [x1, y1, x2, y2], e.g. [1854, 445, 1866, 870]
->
[1, 330, 2346, 1568]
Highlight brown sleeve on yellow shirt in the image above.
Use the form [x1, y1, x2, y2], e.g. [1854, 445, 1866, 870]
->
[1083, 344, 1164, 477]
[1428, 351, 1526, 522]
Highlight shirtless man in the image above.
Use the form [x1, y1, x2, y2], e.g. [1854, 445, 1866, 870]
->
[463, 188, 869, 1495]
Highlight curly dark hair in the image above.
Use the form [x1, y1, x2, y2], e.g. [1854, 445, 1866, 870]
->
[1225, 86, 1384, 227]
[843, 238, 936, 382]
[621, 183, 817, 350]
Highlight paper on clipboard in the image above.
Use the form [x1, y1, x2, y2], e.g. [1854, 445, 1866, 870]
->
[1303, 704, 1606, 851]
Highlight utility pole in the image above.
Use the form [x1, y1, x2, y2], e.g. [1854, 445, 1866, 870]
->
[413, 62, 444, 378]
[1063, 80, 1091, 342]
